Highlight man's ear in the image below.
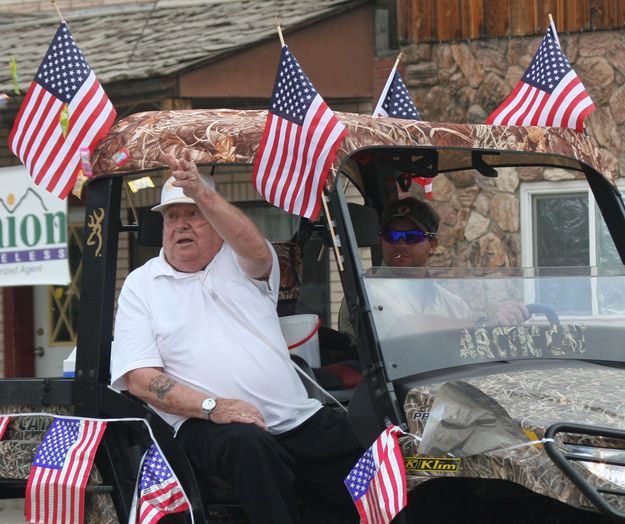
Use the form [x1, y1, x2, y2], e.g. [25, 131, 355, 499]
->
[428, 237, 439, 254]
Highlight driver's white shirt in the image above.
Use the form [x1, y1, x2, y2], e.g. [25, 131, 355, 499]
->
[365, 278, 475, 338]
[110, 243, 321, 434]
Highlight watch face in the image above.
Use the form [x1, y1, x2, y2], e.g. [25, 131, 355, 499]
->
[202, 398, 216, 413]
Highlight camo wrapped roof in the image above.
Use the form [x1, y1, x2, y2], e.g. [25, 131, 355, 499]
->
[91, 109, 615, 187]
[403, 364, 625, 513]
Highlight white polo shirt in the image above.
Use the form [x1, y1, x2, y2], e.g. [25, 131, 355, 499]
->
[110, 243, 321, 434]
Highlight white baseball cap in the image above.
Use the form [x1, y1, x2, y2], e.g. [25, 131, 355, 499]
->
[151, 175, 215, 212]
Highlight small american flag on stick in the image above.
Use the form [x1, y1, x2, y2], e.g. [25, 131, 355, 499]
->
[374, 60, 432, 199]
[486, 21, 595, 132]
[344, 426, 407, 524]
[9, 23, 116, 198]
[253, 45, 347, 219]
[25, 417, 107, 524]
[129, 443, 190, 524]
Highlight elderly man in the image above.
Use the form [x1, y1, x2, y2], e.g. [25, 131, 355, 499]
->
[110, 152, 361, 524]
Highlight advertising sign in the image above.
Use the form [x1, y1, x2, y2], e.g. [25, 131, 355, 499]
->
[0, 167, 70, 286]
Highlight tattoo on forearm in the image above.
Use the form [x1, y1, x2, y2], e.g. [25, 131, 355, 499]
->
[149, 375, 175, 399]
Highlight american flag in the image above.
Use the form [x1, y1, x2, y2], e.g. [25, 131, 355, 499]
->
[486, 21, 595, 132]
[373, 69, 421, 120]
[253, 45, 348, 219]
[344, 426, 407, 524]
[129, 443, 189, 524]
[25, 417, 107, 524]
[9, 22, 116, 199]
[0, 415, 11, 440]
[373, 67, 432, 199]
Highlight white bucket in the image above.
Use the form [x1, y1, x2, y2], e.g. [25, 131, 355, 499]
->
[279, 314, 321, 368]
[63, 347, 77, 378]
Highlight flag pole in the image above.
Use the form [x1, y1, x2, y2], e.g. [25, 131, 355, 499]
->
[322, 185, 344, 272]
[547, 13, 561, 47]
[275, 17, 285, 47]
[50, 0, 65, 23]
[392, 51, 403, 71]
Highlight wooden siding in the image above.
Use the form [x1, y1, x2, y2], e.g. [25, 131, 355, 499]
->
[399, 0, 625, 43]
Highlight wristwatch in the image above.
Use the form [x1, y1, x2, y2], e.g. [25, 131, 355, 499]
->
[201, 398, 217, 420]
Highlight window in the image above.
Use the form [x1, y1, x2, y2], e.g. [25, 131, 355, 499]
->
[48, 216, 83, 345]
[521, 179, 625, 316]
[235, 201, 298, 242]
[521, 180, 624, 268]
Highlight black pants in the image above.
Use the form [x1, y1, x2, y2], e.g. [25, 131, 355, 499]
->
[176, 407, 363, 524]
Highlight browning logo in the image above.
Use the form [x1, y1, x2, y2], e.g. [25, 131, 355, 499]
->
[404, 457, 461, 472]
[86, 207, 105, 257]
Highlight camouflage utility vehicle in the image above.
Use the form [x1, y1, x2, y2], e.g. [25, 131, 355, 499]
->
[1, 109, 625, 523]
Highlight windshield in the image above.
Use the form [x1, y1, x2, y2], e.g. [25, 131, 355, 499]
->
[364, 266, 625, 380]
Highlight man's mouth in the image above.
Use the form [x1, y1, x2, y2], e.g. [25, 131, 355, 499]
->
[176, 238, 193, 245]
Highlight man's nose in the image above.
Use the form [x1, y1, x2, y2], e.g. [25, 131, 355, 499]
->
[172, 219, 191, 231]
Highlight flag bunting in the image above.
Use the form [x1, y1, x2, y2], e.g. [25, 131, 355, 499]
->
[25, 417, 107, 524]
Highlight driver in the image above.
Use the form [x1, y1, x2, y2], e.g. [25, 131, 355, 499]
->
[339, 197, 529, 339]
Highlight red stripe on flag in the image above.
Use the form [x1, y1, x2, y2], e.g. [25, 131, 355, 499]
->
[295, 101, 334, 216]
[44, 82, 109, 193]
[0, 416, 11, 441]
[515, 87, 541, 125]
[268, 120, 293, 205]
[306, 118, 347, 219]
[8, 81, 40, 156]
[276, 124, 303, 210]
[560, 88, 586, 130]
[259, 115, 284, 201]
[58, 101, 115, 198]
[485, 82, 524, 125]
[283, 100, 321, 215]
[572, 99, 596, 133]
[529, 90, 550, 126]
[22, 94, 59, 172]
[544, 76, 579, 127]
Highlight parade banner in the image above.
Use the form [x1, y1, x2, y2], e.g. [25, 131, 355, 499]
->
[0, 166, 70, 286]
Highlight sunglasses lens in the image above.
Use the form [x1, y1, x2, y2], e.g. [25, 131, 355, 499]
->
[404, 231, 426, 244]
[382, 229, 428, 244]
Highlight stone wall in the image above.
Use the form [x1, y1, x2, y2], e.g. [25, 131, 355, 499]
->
[400, 30, 625, 268]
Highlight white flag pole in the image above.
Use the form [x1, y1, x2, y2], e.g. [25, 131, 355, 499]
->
[548, 13, 560, 48]
[50, 0, 65, 23]
[275, 17, 286, 47]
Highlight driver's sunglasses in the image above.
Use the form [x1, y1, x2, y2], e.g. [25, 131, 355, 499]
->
[379, 228, 436, 244]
